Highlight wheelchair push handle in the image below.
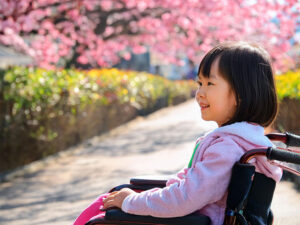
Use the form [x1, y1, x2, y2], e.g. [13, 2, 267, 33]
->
[266, 132, 300, 147]
[240, 147, 300, 165]
[285, 132, 300, 147]
[267, 147, 300, 165]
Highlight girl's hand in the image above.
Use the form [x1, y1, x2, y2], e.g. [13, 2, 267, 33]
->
[102, 188, 136, 210]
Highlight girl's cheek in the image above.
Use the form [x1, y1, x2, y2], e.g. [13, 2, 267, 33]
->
[196, 93, 203, 103]
[196, 87, 204, 98]
[195, 90, 200, 101]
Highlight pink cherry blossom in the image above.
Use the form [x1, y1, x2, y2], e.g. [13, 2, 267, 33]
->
[0, 0, 298, 71]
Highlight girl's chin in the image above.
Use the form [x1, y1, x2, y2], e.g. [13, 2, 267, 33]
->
[200, 115, 211, 121]
[200, 106, 209, 111]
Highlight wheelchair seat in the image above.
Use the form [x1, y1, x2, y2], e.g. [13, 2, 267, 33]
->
[86, 209, 211, 225]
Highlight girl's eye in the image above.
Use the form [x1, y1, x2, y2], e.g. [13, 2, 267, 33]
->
[197, 80, 202, 86]
[208, 82, 214, 86]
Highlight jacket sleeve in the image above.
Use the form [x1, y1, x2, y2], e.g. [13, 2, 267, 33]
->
[165, 167, 188, 186]
[121, 137, 244, 218]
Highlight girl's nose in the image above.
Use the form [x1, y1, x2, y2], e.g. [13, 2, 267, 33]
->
[196, 87, 205, 98]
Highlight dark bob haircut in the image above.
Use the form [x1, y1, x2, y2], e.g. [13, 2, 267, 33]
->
[198, 42, 278, 127]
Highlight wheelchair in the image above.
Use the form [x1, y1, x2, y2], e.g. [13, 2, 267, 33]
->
[85, 132, 300, 225]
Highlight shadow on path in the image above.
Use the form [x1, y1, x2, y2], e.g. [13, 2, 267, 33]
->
[82, 121, 204, 156]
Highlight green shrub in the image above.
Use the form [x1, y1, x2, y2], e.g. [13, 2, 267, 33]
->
[87, 68, 196, 109]
[0, 66, 197, 142]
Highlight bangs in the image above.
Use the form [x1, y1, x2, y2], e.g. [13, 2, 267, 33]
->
[198, 47, 224, 78]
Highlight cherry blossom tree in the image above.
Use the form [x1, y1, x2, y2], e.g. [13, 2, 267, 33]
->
[0, 0, 299, 70]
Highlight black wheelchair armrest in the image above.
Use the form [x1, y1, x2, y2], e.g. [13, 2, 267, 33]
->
[130, 175, 169, 188]
[103, 208, 211, 225]
[108, 175, 169, 193]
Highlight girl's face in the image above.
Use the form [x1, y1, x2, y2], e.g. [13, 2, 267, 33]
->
[196, 57, 237, 127]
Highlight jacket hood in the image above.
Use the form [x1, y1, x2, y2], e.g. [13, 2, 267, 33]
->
[206, 122, 274, 148]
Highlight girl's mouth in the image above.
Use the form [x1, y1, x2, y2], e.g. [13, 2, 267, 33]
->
[200, 104, 210, 110]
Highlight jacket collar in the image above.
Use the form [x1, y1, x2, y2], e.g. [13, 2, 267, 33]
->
[206, 122, 274, 147]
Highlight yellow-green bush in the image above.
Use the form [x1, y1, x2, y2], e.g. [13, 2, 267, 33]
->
[1, 67, 197, 123]
[87, 68, 197, 109]
[276, 70, 300, 100]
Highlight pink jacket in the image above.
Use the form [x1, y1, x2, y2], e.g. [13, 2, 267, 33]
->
[121, 122, 282, 225]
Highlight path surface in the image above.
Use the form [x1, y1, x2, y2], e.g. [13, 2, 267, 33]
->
[0, 100, 299, 225]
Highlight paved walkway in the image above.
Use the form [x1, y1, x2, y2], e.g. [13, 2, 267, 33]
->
[0, 100, 299, 225]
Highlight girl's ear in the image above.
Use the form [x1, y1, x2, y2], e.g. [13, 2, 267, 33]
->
[236, 97, 241, 106]
[232, 91, 239, 107]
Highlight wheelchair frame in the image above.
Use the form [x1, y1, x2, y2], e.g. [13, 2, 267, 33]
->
[86, 132, 300, 225]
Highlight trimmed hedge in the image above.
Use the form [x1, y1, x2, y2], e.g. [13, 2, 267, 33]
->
[275, 70, 300, 134]
[0, 67, 197, 172]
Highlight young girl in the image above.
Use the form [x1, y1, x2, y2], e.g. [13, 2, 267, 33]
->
[73, 42, 282, 225]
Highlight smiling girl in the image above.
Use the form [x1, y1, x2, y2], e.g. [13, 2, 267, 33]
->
[73, 42, 282, 225]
